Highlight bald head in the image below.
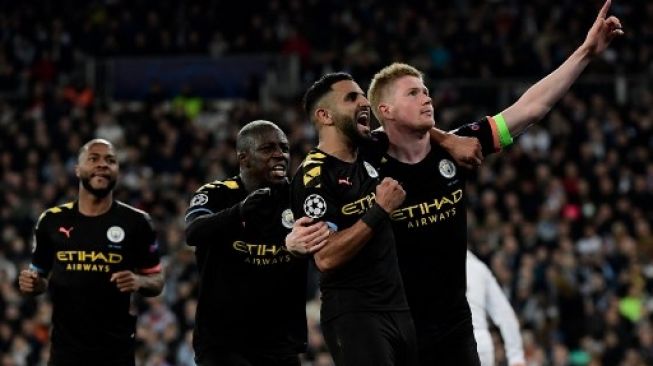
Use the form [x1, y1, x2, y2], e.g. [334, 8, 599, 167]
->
[78, 139, 115, 163]
[236, 120, 285, 154]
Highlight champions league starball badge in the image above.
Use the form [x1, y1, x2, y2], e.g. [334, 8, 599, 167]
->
[439, 159, 456, 179]
[281, 209, 295, 229]
[190, 193, 209, 207]
[304, 194, 327, 218]
[107, 226, 125, 243]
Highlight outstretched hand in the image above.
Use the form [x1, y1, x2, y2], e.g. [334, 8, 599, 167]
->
[582, 0, 624, 56]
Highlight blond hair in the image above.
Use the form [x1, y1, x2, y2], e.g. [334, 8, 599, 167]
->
[367, 63, 423, 125]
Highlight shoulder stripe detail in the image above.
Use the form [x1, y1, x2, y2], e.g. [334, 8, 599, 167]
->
[37, 201, 75, 224]
[185, 208, 213, 222]
[197, 179, 240, 192]
[116, 201, 150, 217]
[303, 166, 322, 187]
[301, 151, 326, 188]
[219, 180, 240, 189]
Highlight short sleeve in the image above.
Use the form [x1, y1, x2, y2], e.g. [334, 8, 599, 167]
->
[30, 217, 55, 277]
[134, 214, 161, 274]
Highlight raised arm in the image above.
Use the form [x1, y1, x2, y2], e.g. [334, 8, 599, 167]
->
[500, 0, 623, 136]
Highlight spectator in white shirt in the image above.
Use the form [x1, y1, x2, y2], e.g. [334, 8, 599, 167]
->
[467, 250, 526, 366]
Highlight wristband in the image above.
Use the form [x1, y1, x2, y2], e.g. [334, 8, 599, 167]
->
[493, 113, 513, 148]
[361, 204, 389, 230]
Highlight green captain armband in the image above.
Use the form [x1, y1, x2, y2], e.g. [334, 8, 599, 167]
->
[493, 113, 513, 148]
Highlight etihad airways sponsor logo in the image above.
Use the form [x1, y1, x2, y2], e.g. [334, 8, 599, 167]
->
[341, 193, 376, 216]
[390, 189, 463, 221]
[56, 250, 123, 273]
[339, 189, 463, 222]
[56, 251, 123, 263]
[391, 189, 463, 229]
[232, 241, 294, 266]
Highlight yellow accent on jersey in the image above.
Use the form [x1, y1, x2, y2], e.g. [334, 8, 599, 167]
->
[36, 202, 75, 227]
[197, 179, 239, 192]
[301, 151, 326, 188]
[220, 180, 240, 189]
[303, 166, 322, 187]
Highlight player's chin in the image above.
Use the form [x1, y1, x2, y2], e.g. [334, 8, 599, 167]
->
[357, 123, 371, 134]
[267, 173, 288, 185]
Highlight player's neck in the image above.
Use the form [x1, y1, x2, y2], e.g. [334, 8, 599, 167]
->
[318, 129, 357, 163]
[240, 173, 266, 193]
[386, 125, 430, 164]
[77, 190, 113, 216]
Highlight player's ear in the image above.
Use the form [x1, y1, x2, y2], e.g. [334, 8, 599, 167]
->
[238, 150, 249, 167]
[378, 103, 391, 120]
[315, 107, 333, 126]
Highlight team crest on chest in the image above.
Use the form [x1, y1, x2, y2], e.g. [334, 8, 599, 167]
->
[281, 209, 295, 229]
[304, 194, 327, 218]
[190, 193, 209, 207]
[107, 226, 125, 243]
[439, 159, 456, 179]
[363, 161, 379, 178]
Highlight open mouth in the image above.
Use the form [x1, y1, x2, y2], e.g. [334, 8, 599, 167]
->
[270, 164, 287, 178]
[356, 107, 371, 130]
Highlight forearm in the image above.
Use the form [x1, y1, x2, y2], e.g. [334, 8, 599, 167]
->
[428, 127, 450, 144]
[185, 204, 241, 246]
[313, 220, 373, 272]
[136, 272, 164, 297]
[501, 45, 592, 136]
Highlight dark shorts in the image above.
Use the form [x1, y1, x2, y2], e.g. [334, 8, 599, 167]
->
[417, 318, 480, 366]
[195, 350, 301, 366]
[321, 311, 419, 366]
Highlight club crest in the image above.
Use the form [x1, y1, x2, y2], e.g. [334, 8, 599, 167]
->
[439, 159, 456, 179]
[281, 209, 295, 229]
[363, 161, 379, 178]
[107, 226, 125, 243]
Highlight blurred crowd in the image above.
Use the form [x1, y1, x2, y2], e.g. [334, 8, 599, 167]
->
[1, 0, 652, 365]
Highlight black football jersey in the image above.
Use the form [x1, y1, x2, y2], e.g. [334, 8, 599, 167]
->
[290, 149, 409, 322]
[379, 117, 504, 342]
[185, 177, 307, 356]
[31, 200, 161, 364]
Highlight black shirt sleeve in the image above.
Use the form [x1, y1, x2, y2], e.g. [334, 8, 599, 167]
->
[184, 182, 243, 247]
[133, 213, 161, 273]
[31, 214, 55, 277]
[451, 117, 506, 157]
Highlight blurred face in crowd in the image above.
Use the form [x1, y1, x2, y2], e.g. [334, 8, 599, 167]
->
[383, 75, 435, 132]
[322, 80, 372, 144]
[243, 127, 290, 186]
[76, 140, 119, 198]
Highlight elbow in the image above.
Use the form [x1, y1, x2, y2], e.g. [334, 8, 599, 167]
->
[184, 224, 200, 247]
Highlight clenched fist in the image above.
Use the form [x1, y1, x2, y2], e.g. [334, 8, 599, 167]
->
[374, 178, 405, 214]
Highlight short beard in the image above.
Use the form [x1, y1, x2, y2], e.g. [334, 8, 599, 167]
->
[335, 114, 368, 145]
[81, 177, 116, 198]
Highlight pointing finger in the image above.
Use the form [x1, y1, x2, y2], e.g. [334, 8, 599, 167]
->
[598, 0, 611, 20]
